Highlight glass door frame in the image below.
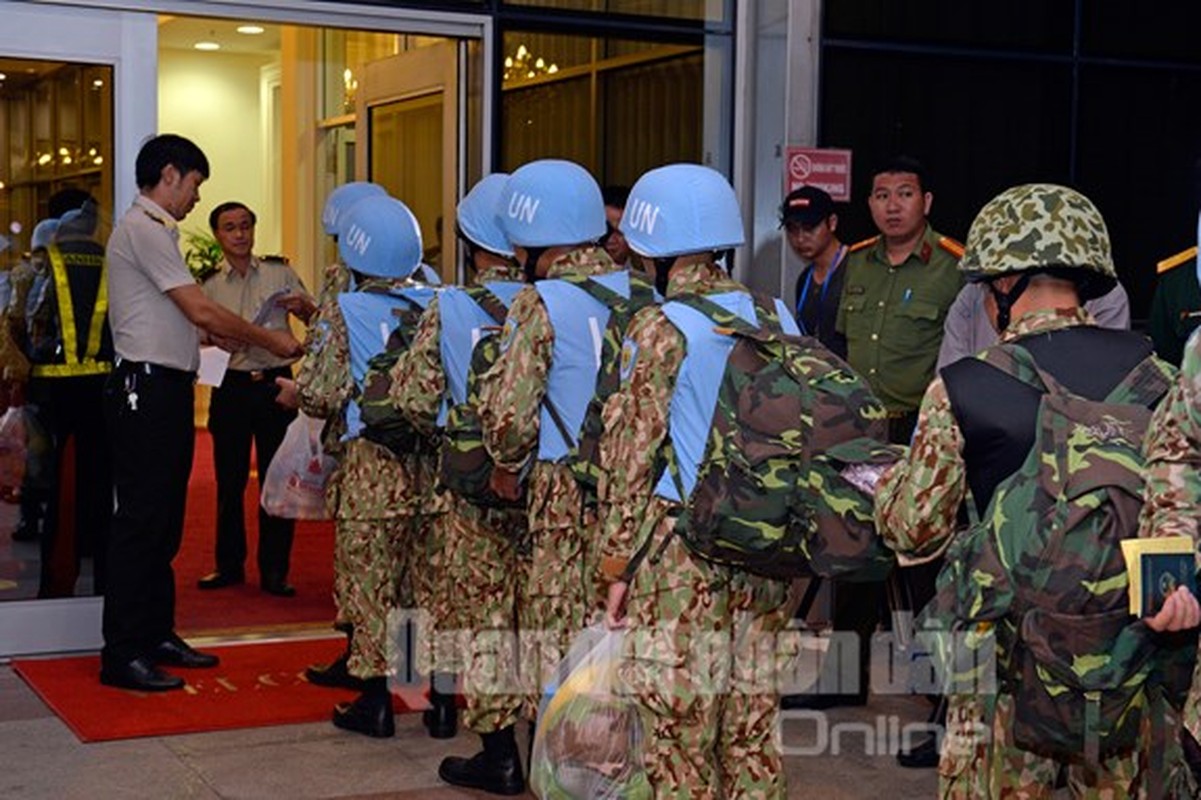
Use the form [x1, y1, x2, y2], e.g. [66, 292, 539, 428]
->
[0, 0, 492, 658]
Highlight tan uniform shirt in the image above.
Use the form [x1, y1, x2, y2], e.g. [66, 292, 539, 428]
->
[202, 256, 309, 371]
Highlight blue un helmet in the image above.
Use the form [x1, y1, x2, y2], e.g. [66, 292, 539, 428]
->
[337, 195, 423, 280]
[620, 163, 744, 260]
[457, 173, 515, 257]
[30, 219, 60, 251]
[321, 181, 387, 236]
[499, 159, 605, 248]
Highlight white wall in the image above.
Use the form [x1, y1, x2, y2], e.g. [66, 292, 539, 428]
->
[159, 48, 281, 254]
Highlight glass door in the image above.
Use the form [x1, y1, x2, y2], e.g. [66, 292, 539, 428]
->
[356, 42, 459, 282]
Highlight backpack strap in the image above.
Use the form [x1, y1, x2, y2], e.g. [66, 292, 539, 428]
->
[1104, 354, 1173, 408]
[670, 291, 781, 338]
[464, 285, 509, 325]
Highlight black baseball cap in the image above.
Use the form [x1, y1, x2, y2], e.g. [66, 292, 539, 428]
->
[779, 185, 835, 227]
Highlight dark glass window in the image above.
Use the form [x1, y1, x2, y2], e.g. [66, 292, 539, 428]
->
[819, 48, 1073, 245]
[823, 0, 1075, 53]
[1080, 1, 1201, 63]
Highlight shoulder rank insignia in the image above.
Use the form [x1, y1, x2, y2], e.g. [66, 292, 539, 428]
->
[619, 337, 639, 384]
[1157, 246, 1198, 275]
[848, 235, 879, 254]
[937, 236, 965, 259]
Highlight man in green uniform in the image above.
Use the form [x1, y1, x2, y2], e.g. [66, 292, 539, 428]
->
[876, 183, 1188, 797]
[389, 174, 530, 792]
[1148, 246, 1201, 367]
[296, 193, 434, 738]
[814, 156, 963, 745]
[600, 163, 797, 798]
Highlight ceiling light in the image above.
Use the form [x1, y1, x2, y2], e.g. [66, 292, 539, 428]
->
[92, 78, 104, 88]
[194, 41, 220, 51]
[0, 73, 6, 81]
[236, 25, 264, 35]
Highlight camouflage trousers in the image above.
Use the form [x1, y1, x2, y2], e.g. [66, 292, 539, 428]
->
[436, 500, 529, 734]
[940, 693, 1193, 799]
[339, 516, 412, 679]
[617, 524, 795, 800]
[408, 504, 454, 676]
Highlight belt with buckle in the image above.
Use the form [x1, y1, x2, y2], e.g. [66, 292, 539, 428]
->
[113, 358, 196, 383]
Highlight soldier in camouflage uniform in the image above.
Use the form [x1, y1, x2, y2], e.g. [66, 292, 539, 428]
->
[452, 159, 617, 792]
[297, 193, 434, 739]
[1140, 327, 1201, 779]
[600, 164, 796, 798]
[876, 183, 1187, 797]
[297, 182, 386, 691]
[389, 174, 531, 789]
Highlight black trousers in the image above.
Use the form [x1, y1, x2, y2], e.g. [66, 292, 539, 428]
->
[27, 373, 112, 598]
[101, 361, 195, 667]
[207, 367, 296, 583]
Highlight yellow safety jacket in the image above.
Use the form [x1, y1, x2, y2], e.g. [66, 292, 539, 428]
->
[30, 244, 112, 378]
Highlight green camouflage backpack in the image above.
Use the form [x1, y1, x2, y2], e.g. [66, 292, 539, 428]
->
[920, 343, 1197, 764]
[439, 286, 524, 508]
[660, 292, 898, 582]
[555, 271, 658, 509]
[359, 295, 434, 458]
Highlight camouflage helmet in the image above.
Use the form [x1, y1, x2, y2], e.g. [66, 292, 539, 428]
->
[959, 183, 1117, 299]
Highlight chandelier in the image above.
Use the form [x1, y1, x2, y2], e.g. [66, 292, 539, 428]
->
[503, 44, 560, 84]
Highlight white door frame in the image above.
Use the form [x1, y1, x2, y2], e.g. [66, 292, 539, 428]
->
[0, 0, 492, 658]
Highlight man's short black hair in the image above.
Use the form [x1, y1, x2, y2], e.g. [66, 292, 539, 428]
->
[209, 201, 256, 231]
[602, 185, 630, 209]
[872, 155, 929, 194]
[135, 134, 210, 190]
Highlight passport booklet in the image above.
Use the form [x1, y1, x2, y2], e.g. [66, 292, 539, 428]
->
[1120, 536, 1197, 617]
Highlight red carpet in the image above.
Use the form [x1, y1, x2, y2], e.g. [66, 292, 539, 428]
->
[176, 430, 336, 635]
[12, 637, 431, 742]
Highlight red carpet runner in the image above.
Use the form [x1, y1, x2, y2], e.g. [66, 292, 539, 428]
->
[12, 637, 428, 742]
[177, 430, 336, 634]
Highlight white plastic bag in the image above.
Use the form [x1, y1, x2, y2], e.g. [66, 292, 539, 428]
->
[260, 412, 335, 520]
[531, 627, 650, 800]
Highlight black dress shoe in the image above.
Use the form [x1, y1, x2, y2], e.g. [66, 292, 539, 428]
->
[897, 732, 940, 768]
[780, 691, 867, 710]
[332, 688, 394, 738]
[150, 635, 220, 668]
[100, 657, 185, 691]
[261, 578, 296, 597]
[304, 654, 365, 691]
[198, 571, 244, 590]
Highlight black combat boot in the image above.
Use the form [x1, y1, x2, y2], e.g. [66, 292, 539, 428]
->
[422, 673, 459, 739]
[438, 725, 525, 796]
[332, 676, 394, 738]
[305, 625, 365, 691]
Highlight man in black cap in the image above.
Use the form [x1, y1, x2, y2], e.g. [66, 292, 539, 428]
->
[781, 185, 847, 358]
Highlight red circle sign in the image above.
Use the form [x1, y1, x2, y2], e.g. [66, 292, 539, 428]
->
[789, 152, 812, 181]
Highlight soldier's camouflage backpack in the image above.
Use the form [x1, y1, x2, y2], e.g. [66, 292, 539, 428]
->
[659, 292, 898, 582]
[920, 343, 1198, 764]
[439, 285, 523, 508]
[358, 287, 436, 458]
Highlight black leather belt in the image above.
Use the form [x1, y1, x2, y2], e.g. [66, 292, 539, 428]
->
[113, 358, 195, 383]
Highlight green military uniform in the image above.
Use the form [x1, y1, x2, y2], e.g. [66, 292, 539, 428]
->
[1147, 247, 1201, 367]
[477, 244, 616, 718]
[877, 308, 1185, 797]
[297, 274, 437, 680]
[388, 261, 529, 732]
[1141, 326, 1201, 748]
[597, 260, 795, 798]
[836, 224, 964, 418]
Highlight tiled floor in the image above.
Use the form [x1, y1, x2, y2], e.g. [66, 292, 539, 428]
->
[0, 635, 941, 799]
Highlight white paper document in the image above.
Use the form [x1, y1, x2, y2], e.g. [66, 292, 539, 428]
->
[198, 346, 232, 387]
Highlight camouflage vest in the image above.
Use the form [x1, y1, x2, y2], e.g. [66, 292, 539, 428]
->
[922, 343, 1196, 764]
[439, 285, 524, 508]
[656, 291, 896, 582]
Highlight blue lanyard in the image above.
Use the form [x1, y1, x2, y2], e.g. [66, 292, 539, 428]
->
[796, 245, 846, 335]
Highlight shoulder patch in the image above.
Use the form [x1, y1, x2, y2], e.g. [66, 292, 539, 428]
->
[262, 254, 290, 265]
[938, 236, 965, 259]
[499, 317, 518, 354]
[1157, 246, 1198, 275]
[849, 236, 879, 254]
